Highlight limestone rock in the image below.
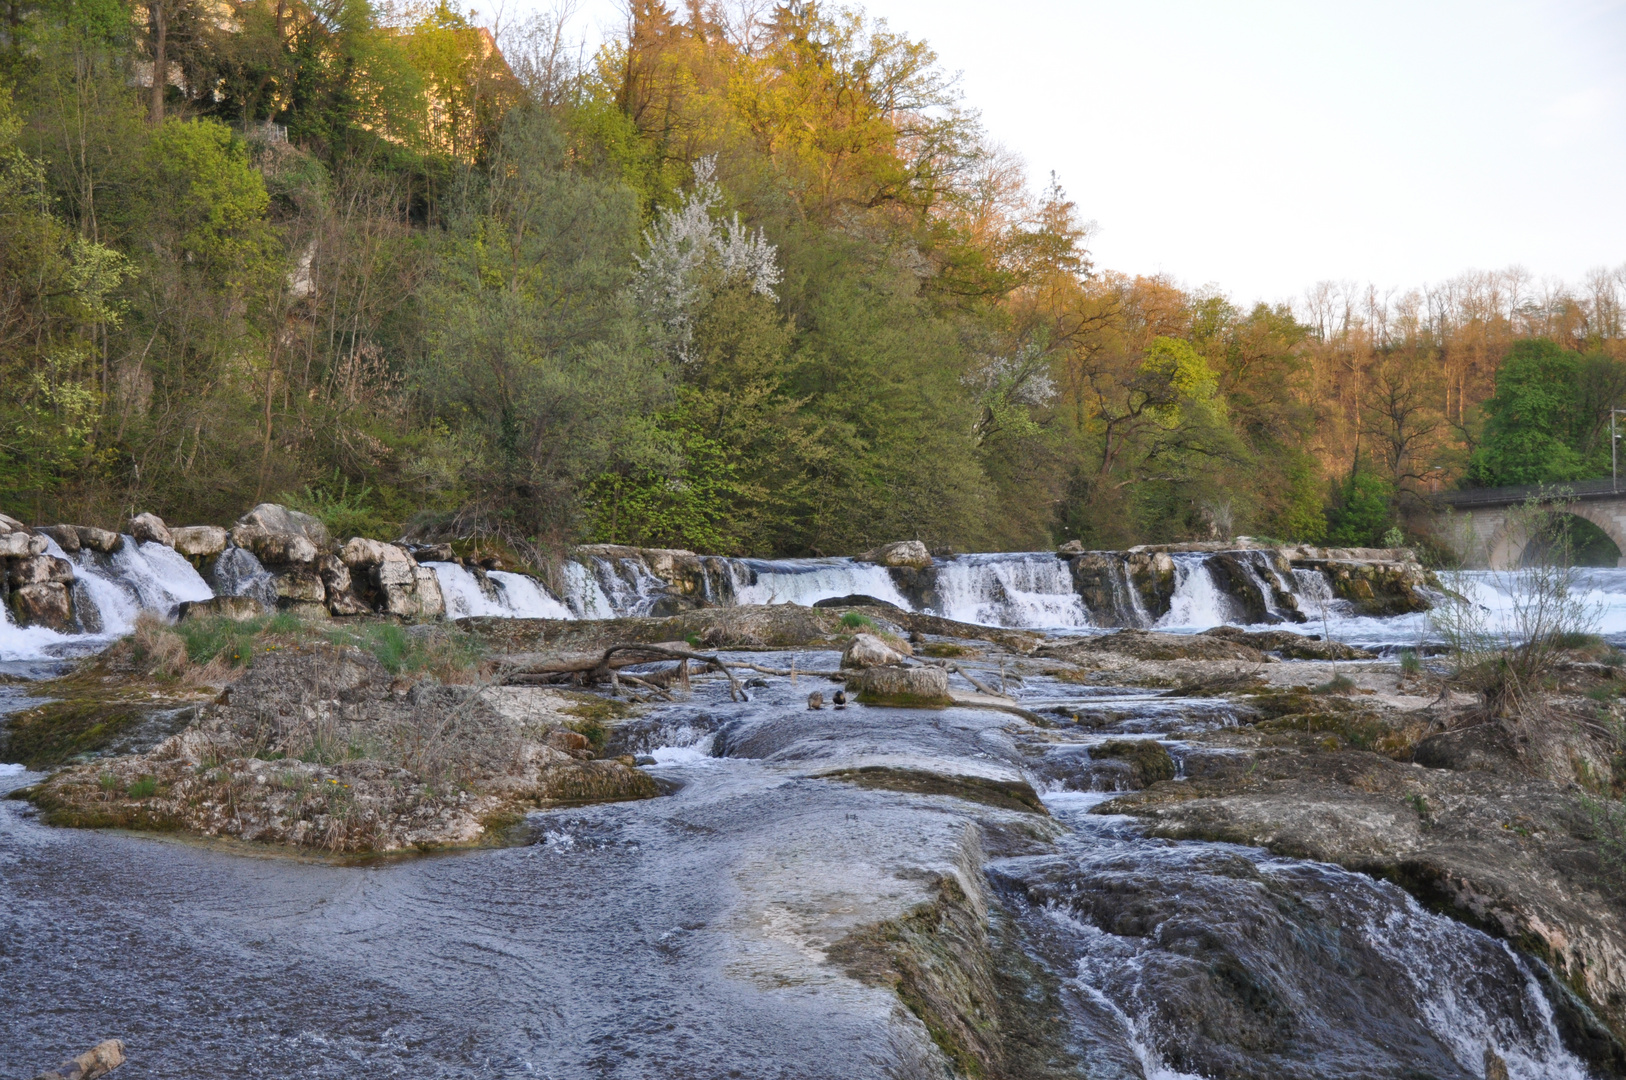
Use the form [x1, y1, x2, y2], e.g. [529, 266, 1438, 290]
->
[414, 566, 445, 619]
[11, 582, 73, 629]
[0, 511, 25, 533]
[341, 536, 412, 568]
[178, 595, 264, 622]
[233, 502, 331, 548]
[39, 525, 81, 553]
[1057, 539, 1086, 556]
[9, 554, 74, 586]
[77, 526, 122, 553]
[170, 525, 228, 559]
[0, 531, 47, 558]
[1202, 626, 1374, 661]
[231, 504, 330, 565]
[855, 539, 933, 570]
[128, 512, 173, 547]
[372, 558, 417, 587]
[272, 569, 326, 606]
[841, 632, 908, 669]
[1037, 629, 1267, 664]
[409, 542, 455, 562]
[845, 664, 951, 706]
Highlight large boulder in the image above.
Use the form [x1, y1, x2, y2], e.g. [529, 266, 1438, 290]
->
[10, 582, 73, 630]
[855, 540, 933, 570]
[231, 504, 330, 567]
[0, 511, 25, 533]
[179, 595, 264, 622]
[841, 632, 908, 669]
[171, 525, 228, 559]
[40, 524, 123, 555]
[8, 554, 74, 586]
[845, 664, 952, 706]
[128, 512, 173, 547]
[0, 531, 46, 558]
[341, 536, 412, 569]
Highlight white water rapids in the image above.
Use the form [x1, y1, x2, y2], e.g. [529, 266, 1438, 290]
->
[14, 537, 1626, 661]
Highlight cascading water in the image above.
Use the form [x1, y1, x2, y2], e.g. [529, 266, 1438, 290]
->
[426, 562, 574, 620]
[727, 557, 914, 609]
[933, 552, 1092, 628]
[207, 546, 276, 610]
[1156, 553, 1233, 629]
[1, 537, 216, 662]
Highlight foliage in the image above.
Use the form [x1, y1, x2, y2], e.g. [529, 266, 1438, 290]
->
[1468, 339, 1623, 487]
[2, 0, 1623, 554]
[1326, 469, 1394, 547]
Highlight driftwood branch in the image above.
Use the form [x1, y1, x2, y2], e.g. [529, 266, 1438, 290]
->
[945, 663, 1011, 700]
[34, 1040, 125, 1080]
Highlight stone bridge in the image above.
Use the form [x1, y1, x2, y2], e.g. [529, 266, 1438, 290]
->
[1430, 478, 1626, 568]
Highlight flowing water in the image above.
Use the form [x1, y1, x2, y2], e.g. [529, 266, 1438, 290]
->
[1, 542, 1621, 1075]
[0, 657, 1597, 1077]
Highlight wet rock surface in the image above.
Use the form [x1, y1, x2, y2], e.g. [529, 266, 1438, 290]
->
[1, 597, 1618, 1078]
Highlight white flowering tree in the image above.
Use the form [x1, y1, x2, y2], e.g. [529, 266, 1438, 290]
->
[633, 157, 782, 365]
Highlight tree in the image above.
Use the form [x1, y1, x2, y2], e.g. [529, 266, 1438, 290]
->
[1468, 339, 1606, 487]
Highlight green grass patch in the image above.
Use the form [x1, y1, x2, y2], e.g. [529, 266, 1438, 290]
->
[127, 775, 159, 799]
[324, 622, 483, 676]
[173, 611, 305, 667]
[1399, 649, 1422, 675]
[839, 612, 878, 630]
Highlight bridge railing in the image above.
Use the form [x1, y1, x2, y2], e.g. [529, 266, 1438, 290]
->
[1433, 477, 1626, 508]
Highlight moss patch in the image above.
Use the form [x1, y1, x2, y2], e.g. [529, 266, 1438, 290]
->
[0, 699, 158, 770]
[1089, 740, 1176, 787]
[820, 766, 1048, 815]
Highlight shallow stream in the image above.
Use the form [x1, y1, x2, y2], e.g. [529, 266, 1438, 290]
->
[0, 652, 1598, 1078]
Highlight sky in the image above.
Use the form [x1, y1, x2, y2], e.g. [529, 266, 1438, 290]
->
[519, 0, 1626, 307]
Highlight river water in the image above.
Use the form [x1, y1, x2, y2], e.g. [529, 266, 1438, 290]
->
[0, 650, 1597, 1078]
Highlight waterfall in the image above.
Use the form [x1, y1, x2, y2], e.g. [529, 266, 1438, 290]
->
[728, 557, 913, 609]
[558, 560, 619, 619]
[1156, 554, 1232, 629]
[208, 546, 276, 611]
[426, 562, 574, 620]
[934, 553, 1092, 628]
[1, 536, 216, 662]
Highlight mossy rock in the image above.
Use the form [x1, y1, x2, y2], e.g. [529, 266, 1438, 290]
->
[1089, 740, 1176, 787]
[847, 665, 952, 707]
[820, 766, 1048, 814]
[0, 698, 158, 770]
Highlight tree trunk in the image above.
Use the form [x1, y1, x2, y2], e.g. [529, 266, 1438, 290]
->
[149, 0, 167, 124]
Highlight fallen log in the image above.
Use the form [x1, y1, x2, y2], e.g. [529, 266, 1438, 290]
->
[34, 1039, 125, 1080]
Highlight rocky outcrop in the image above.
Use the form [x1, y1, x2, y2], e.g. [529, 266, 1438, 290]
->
[24, 648, 659, 853]
[1038, 629, 1267, 664]
[128, 512, 173, 547]
[0, 516, 78, 630]
[846, 664, 952, 706]
[1202, 625, 1375, 660]
[841, 632, 909, 668]
[40, 524, 122, 554]
[1285, 545, 1437, 617]
[857, 539, 934, 570]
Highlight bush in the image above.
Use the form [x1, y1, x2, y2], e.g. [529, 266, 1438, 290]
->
[1432, 494, 1602, 718]
[839, 612, 877, 630]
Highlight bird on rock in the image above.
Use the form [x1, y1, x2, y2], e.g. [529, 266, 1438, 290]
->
[807, 691, 824, 710]
[833, 689, 848, 708]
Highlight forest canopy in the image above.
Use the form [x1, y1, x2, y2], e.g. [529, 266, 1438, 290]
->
[4, 0, 1625, 556]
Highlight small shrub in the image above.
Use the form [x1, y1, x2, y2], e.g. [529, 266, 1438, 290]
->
[1313, 674, 1357, 695]
[839, 612, 877, 631]
[98, 772, 122, 793]
[127, 776, 159, 799]
[1399, 649, 1421, 675]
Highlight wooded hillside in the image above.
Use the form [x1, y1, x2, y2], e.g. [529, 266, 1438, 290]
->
[4, 0, 1623, 555]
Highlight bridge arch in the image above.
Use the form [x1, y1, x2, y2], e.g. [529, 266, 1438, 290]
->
[1484, 502, 1626, 569]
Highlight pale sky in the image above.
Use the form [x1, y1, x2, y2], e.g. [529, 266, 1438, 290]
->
[524, 0, 1626, 306]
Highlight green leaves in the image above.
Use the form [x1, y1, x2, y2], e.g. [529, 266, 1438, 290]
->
[1469, 339, 1619, 487]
